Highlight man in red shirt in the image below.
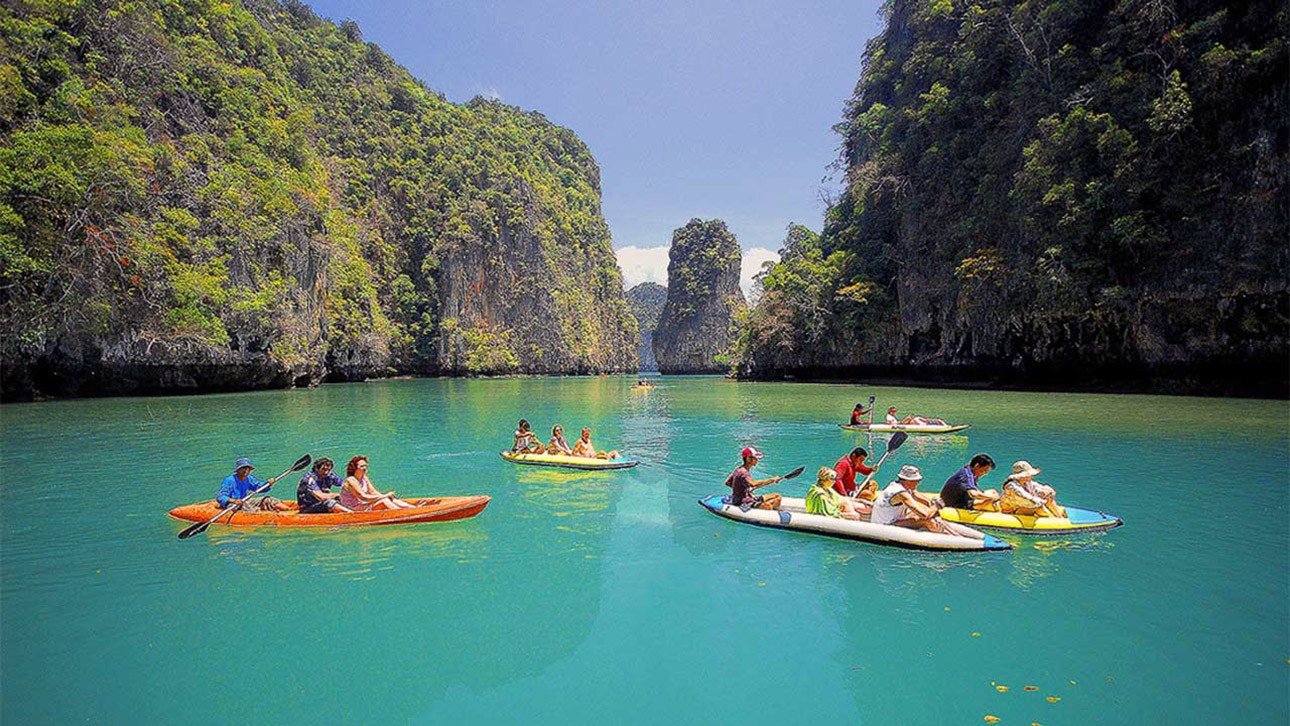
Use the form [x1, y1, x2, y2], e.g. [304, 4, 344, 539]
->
[832, 447, 876, 500]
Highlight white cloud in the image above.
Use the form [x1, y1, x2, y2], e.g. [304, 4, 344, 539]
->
[616, 245, 780, 301]
[616, 246, 669, 289]
[741, 247, 779, 301]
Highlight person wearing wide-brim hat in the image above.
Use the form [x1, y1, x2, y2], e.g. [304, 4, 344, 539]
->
[999, 460, 1066, 518]
[216, 457, 289, 512]
[871, 464, 983, 538]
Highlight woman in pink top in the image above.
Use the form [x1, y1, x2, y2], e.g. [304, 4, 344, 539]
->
[340, 456, 416, 510]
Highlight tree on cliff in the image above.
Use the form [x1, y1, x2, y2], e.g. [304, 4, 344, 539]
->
[735, 0, 1287, 394]
[0, 0, 637, 399]
[653, 219, 745, 374]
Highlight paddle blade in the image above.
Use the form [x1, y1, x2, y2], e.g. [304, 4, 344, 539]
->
[290, 454, 311, 473]
[782, 466, 806, 480]
[177, 522, 207, 540]
[887, 432, 908, 451]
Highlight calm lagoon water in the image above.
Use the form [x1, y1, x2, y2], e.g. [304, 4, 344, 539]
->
[2, 376, 1287, 724]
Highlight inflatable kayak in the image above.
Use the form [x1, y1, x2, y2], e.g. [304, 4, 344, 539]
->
[939, 505, 1123, 535]
[839, 423, 971, 435]
[500, 451, 639, 470]
[697, 495, 1010, 552]
[167, 496, 490, 528]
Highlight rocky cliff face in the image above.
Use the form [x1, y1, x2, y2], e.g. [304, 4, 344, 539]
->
[735, 0, 1288, 396]
[653, 220, 745, 374]
[0, 0, 636, 400]
[625, 282, 666, 371]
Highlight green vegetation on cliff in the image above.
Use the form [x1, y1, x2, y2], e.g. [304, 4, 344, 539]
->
[653, 219, 744, 374]
[1, 0, 636, 398]
[737, 0, 1288, 393]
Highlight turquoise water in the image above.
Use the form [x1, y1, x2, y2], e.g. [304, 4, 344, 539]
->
[2, 376, 1287, 724]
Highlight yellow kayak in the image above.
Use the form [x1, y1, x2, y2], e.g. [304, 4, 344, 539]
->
[500, 451, 639, 471]
[939, 505, 1122, 534]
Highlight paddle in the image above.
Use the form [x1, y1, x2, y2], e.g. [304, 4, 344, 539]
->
[735, 465, 805, 512]
[178, 454, 311, 540]
[857, 431, 908, 493]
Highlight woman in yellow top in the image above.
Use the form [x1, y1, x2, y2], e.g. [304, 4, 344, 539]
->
[805, 467, 861, 520]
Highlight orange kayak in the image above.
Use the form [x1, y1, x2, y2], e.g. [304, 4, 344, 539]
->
[167, 496, 490, 528]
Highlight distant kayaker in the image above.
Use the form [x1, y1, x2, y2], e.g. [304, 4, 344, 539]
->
[571, 427, 619, 459]
[547, 425, 574, 455]
[806, 467, 861, 520]
[849, 402, 872, 426]
[832, 447, 876, 501]
[513, 419, 546, 454]
[297, 457, 352, 514]
[217, 457, 290, 511]
[999, 460, 1066, 518]
[340, 456, 417, 510]
[871, 465, 982, 538]
[939, 454, 1001, 511]
[724, 447, 782, 510]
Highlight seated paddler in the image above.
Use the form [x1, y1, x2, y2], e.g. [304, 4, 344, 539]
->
[217, 457, 289, 512]
[297, 457, 352, 514]
[806, 467, 861, 521]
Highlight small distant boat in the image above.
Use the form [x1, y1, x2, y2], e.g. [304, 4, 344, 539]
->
[167, 496, 490, 528]
[697, 495, 1010, 552]
[939, 505, 1123, 535]
[500, 451, 639, 470]
[838, 423, 971, 435]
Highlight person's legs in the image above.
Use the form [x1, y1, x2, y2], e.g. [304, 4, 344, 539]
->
[936, 519, 985, 539]
[755, 493, 782, 510]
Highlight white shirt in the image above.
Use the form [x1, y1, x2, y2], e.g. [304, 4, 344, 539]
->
[871, 482, 911, 525]
[885, 414, 899, 425]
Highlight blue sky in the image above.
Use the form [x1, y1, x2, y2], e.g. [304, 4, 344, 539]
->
[303, 0, 885, 293]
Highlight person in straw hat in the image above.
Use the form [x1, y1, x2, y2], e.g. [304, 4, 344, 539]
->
[999, 460, 1066, 518]
[871, 464, 983, 538]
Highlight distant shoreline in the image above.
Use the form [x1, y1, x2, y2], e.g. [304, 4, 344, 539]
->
[732, 368, 1289, 401]
[4, 367, 1287, 404]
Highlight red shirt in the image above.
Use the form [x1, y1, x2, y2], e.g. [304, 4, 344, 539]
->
[832, 455, 875, 496]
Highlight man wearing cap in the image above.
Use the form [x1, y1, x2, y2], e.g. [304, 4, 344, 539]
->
[724, 447, 782, 510]
[216, 457, 289, 512]
[832, 447, 876, 500]
[871, 464, 983, 538]
[297, 457, 351, 514]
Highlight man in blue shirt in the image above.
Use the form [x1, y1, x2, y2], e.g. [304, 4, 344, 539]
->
[939, 454, 1000, 510]
[217, 457, 288, 511]
[296, 457, 350, 514]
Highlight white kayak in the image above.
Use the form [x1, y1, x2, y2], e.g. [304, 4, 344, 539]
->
[838, 423, 971, 435]
[697, 495, 1010, 552]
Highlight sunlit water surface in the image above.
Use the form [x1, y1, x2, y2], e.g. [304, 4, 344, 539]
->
[2, 376, 1287, 724]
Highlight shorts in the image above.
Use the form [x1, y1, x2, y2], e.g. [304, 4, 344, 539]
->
[298, 499, 339, 514]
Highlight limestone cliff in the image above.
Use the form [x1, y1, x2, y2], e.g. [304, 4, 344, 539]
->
[626, 282, 667, 372]
[653, 220, 745, 374]
[0, 0, 636, 400]
[734, 0, 1288, 396]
